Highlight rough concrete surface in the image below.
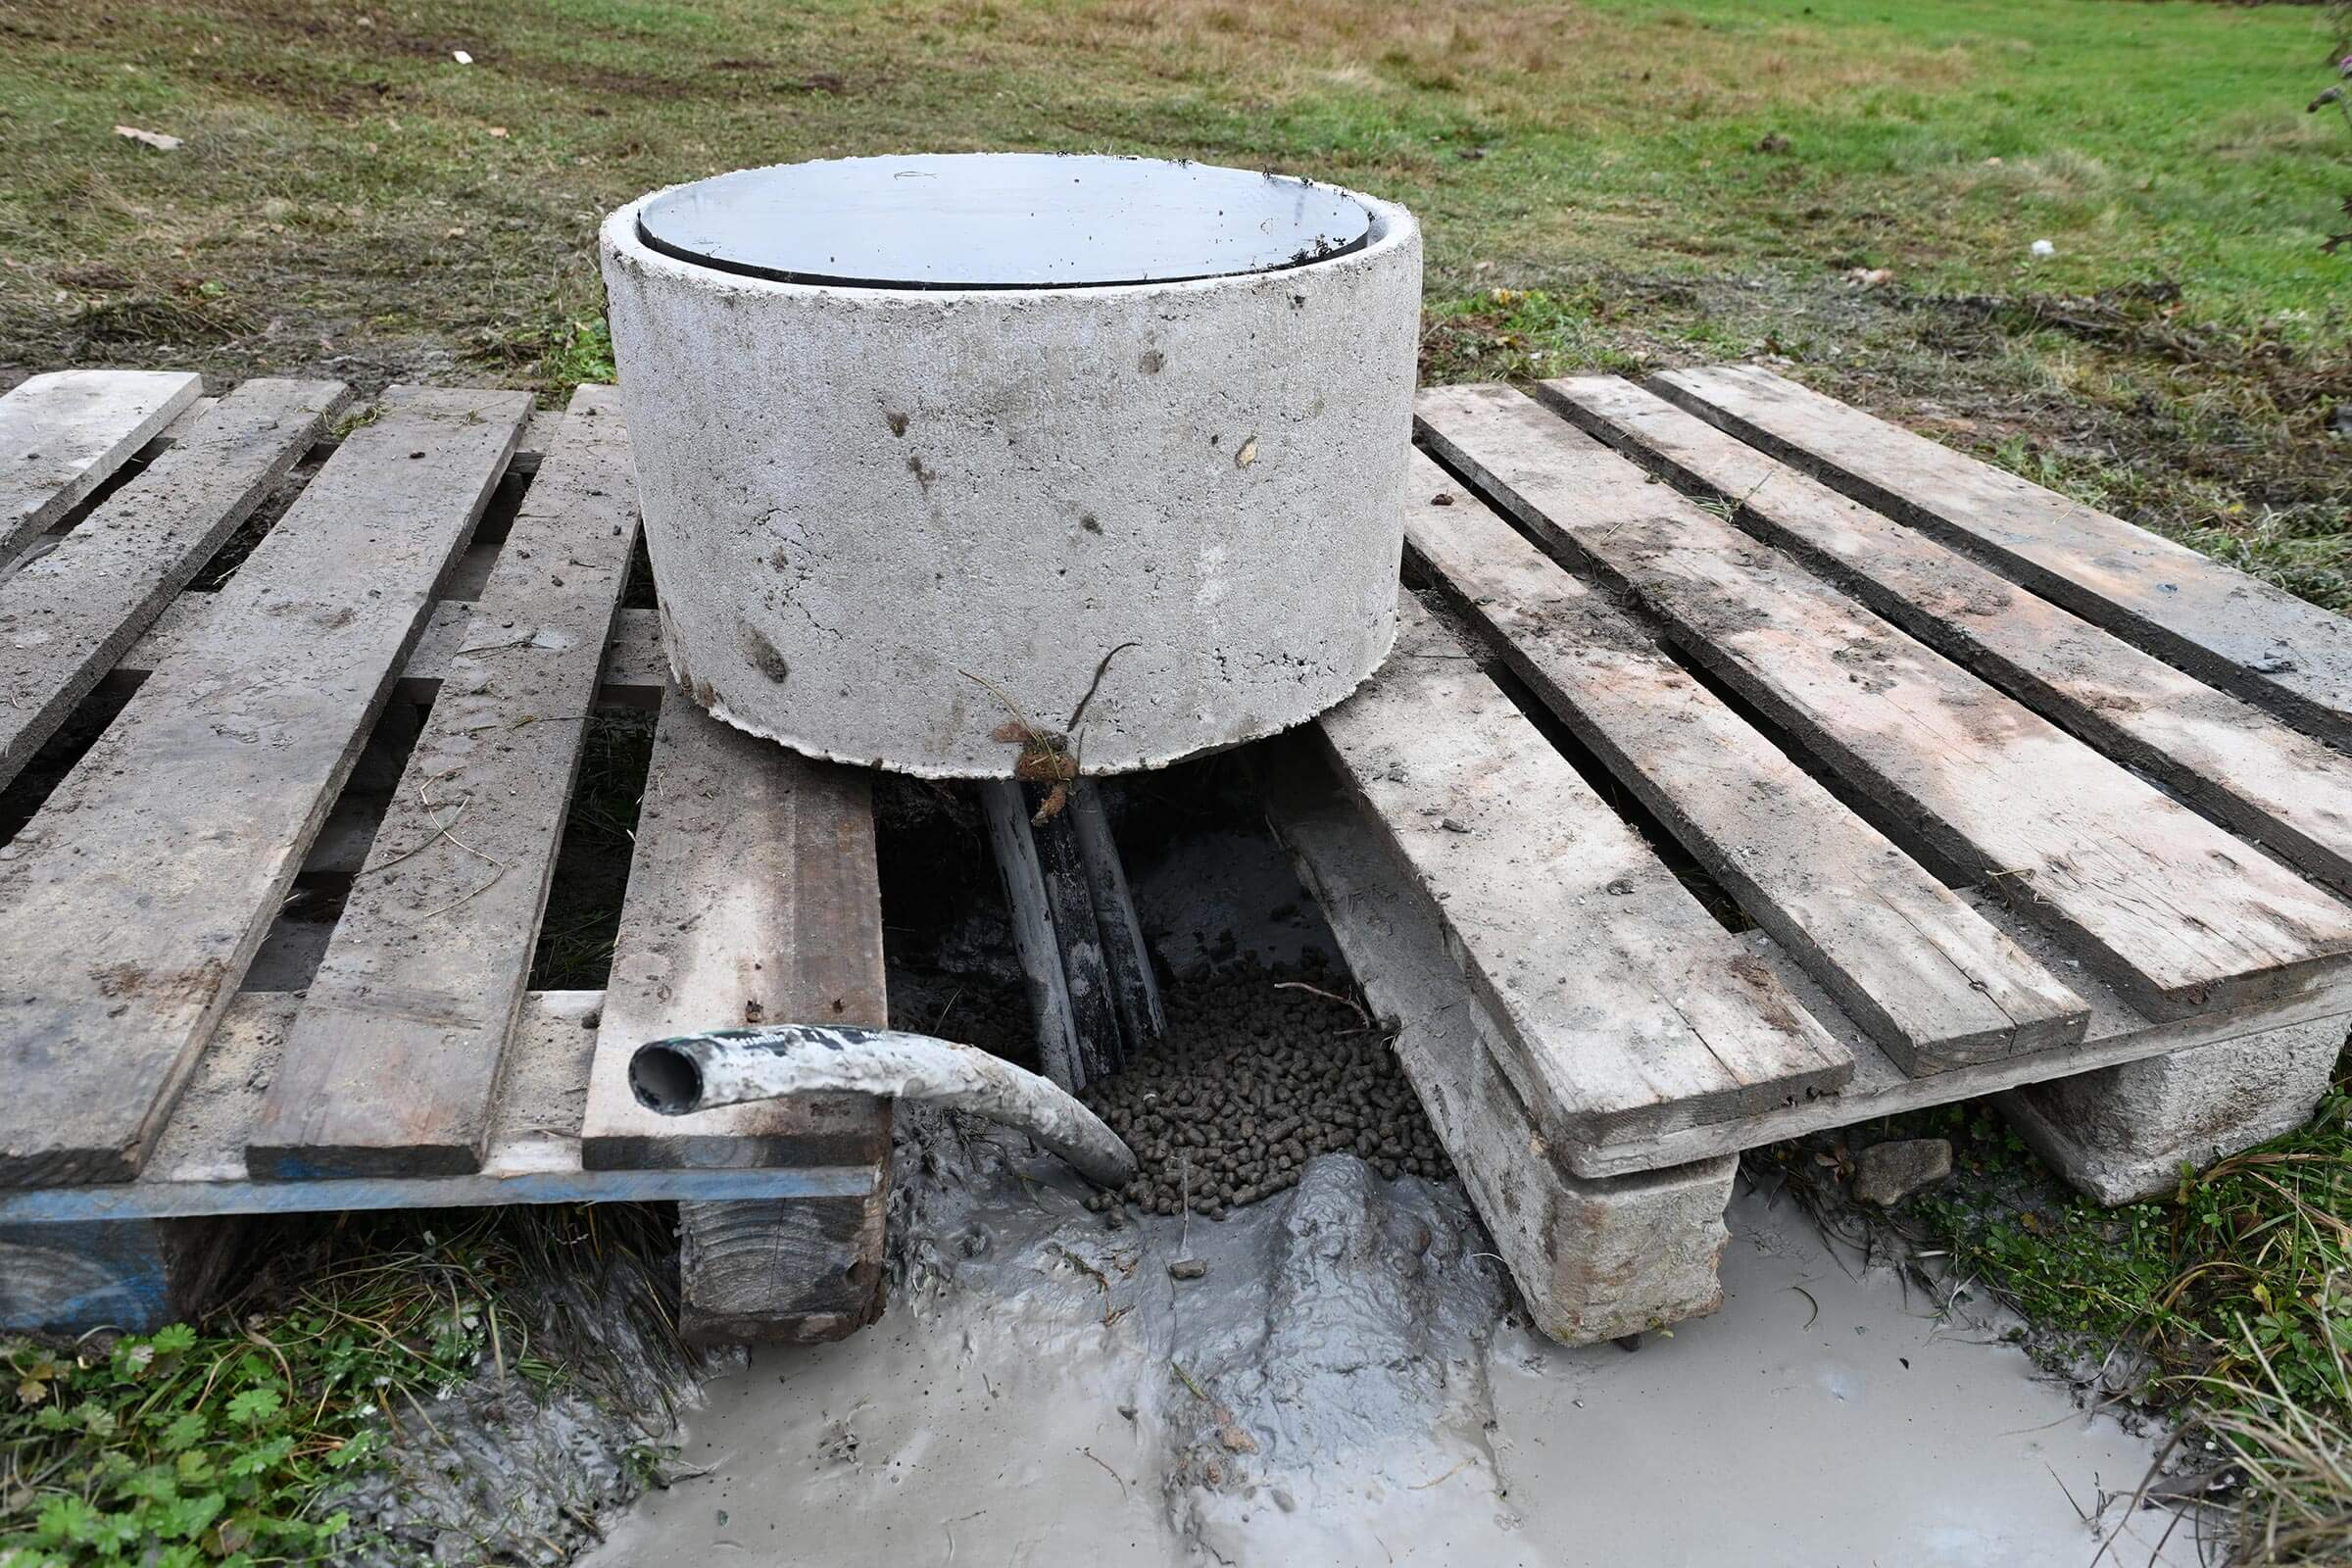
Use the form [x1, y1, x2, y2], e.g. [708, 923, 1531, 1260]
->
[2002, 1015, 2347, 1203]
[577, 1113, 2202, 1567]
[600, 158, 1423, 778]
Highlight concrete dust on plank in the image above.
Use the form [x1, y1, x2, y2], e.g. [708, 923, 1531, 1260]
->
[579, 1113, 2205, 1567]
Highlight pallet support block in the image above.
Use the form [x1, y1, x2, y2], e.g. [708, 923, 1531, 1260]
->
[1261, 736, 1741, 1344]
[678, 1178, 890, 1348]
[2000, 1016, 2348, 1204]
[0, 1216, 245, 1334]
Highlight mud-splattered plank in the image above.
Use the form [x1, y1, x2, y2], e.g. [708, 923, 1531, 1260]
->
[578, 686, 894, 1173]
[1653, 363, 2352, 743]
[1404, 449, 2086, 1074]
[1317, 591, 1852, 1150]
[0, 378, 347, 790]
[1417, 383, 2352, 1021]
[1550, 375, 2352, 903]
[0, 386, 528, 1187]
[0, 369, 204, 558]
[247, 387, 640, 1178]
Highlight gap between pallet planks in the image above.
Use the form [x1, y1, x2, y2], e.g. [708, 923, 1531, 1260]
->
[1401, 449, 2088, 1075]
[247, 385, 640, 1178]
[0, 386, 530, 1187]
[0, 369, 203, 558]
[1652, 364, 2352, 745]
[1415, 383, 2352, 1023]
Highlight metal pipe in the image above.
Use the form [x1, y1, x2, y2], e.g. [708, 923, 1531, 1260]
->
[628, 1024, 1137, 1189]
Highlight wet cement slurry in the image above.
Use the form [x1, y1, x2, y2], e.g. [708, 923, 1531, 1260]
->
[580, 1120, 2206, 1568]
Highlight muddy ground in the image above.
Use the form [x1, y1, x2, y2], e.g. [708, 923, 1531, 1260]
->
[564, 1110, 2208, 1568]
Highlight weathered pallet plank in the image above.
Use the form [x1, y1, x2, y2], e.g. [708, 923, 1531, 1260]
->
[1548, 375, 2352, 901]
[1403, 449, 2087, 1073]
[0, 386, 530, 1188]
[0, 992, 877, 1224]
[1654, 364, 2352, 742]
[0, 378, 347, 791]
[120, 601, 666, 705]
[1319, 591, 1852, 1150]
[1417, 384, 2352, 1022]
[0, 369, 204, 557]
[248, 387, 641, 1178]
[579, 686, 895, 1171]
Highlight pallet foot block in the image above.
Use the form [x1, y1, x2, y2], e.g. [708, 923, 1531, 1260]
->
[2001, 1017, 2347, 1204]
[0, 1216, 245, 1334]
[1262, 736, 1739, 1344]
[678, 1180, 892, 1348]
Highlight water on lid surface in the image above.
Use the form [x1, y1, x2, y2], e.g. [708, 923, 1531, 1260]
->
[634, 154, 1374, 289]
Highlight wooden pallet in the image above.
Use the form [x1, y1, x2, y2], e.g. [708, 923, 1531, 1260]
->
[0, 373, 890, 1342]
[1268, 371, 2352, 1184]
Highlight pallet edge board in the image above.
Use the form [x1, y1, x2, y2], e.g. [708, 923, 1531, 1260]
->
[1414, 382, 2352, 1023]
[578, 684, 896, 1172]
[1651, 363, 2352, 743]
[0, 385, 531, 1189]
[247, 386, 644, 1179]
[0, 377, 352, 791]
[0, 369, 205, 557]
[1401, 449, 2088, 1074]
[0, 990, 880, 1226]
[1544, 374, 2352, 905]
[1318, 589, 1853, 1152]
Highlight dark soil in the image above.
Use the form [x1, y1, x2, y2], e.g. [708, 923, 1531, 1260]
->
[1077, 959, 1454, 1222]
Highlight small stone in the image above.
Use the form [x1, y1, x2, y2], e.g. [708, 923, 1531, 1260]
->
[1851, 1138, 1953, 1205]
[1168, 1257, 1208, 1281]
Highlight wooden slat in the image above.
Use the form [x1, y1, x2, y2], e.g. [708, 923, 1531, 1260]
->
[1655, 364, 2352, 742]
[247, 387, 641, 1178]
[1417, 383, 2352, 1021]
[0, 378, 347, 790]
[0, 370, 203, 557]
[1319, 592, 1851, 1149]
[121, 601, 666, 704]
[579, 686, 894, 1171]
[0, 992, 878, 1224]
[0, 387, 529, 1187]
[1549, 376, 2352, 902]
[1404, 450, 2086, 1073]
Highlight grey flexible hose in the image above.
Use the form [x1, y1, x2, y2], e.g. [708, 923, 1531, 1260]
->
[628, 1024, 1138, 1189]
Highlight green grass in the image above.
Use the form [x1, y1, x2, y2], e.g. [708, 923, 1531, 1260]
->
[0, 1207, 683, 1567]
[0, 0, 2344, 368]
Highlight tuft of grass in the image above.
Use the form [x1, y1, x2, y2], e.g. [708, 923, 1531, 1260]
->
[0, 1204, 684, 1567]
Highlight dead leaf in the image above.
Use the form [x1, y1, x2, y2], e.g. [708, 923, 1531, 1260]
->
[114, 125, 182, 152]
[991, 720, 1030, 744]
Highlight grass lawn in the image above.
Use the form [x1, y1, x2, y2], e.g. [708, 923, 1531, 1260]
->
[4, 0, 2352, 1561]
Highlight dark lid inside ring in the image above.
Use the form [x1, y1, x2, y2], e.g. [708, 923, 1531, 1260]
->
[635, 154, 1375, 289]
